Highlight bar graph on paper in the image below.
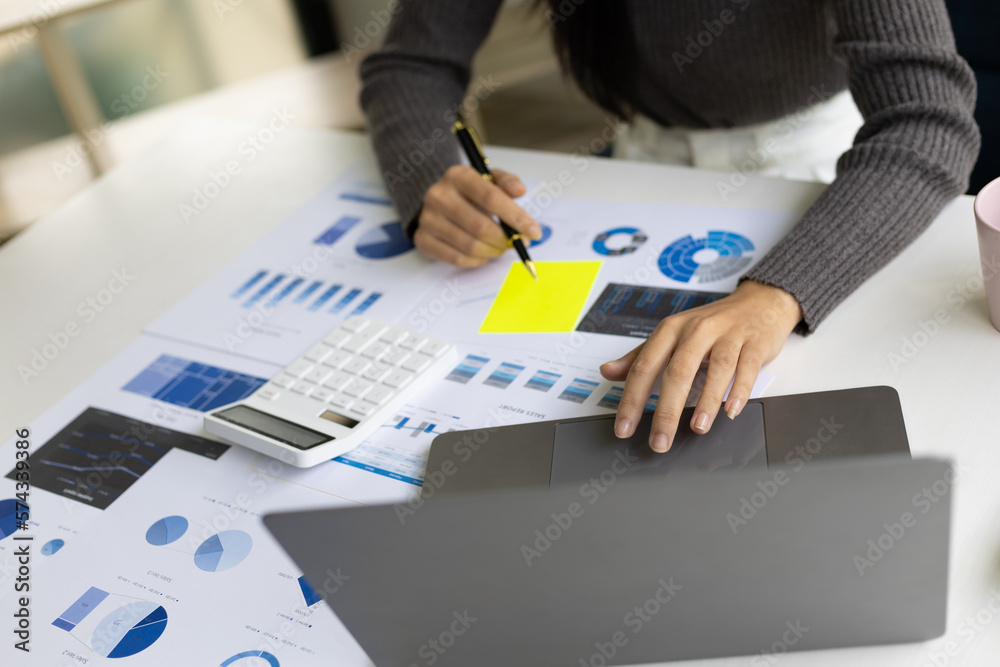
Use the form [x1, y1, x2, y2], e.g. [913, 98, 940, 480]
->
[229, 269, 382, 317]
[333, 410, 468, 486]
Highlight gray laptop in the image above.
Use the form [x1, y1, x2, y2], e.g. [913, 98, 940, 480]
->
[424, 385, 910, 496]
[264, 453, 951, 665]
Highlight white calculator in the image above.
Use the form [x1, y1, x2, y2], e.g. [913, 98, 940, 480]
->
[203, 316, 457, 467]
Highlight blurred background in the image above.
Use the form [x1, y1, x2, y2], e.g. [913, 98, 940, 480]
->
[0, 0, 995, 244]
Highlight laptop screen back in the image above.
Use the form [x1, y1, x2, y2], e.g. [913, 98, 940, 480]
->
[550, 402, 767, 486]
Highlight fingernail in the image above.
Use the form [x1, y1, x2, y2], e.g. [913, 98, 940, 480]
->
[650, 434, 670, 453]
[529, 225, 542, 239]
[726, 399, 742, 420]
[693, 412, 709, 432]
[615, 418, 632, 438]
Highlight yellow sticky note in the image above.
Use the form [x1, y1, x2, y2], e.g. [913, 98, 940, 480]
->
[480, 261, 602, 334]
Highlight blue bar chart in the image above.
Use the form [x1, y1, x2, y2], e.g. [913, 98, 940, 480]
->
[243, 273, 285, 308]
[313, 215, 361, 246]
[228, 269, 384, 318]
[231, 270, 267, 299]
[53, 586, 109, 631]
[578, 282, 725, 338]
[293, 280, 323, 304]
[445, 354, 490, 383]
[483, 362, 526, 389]
[525, 370, 562, 392]
[308, 284, 342, 311]
[348, 291, 382, 316]
[122, 355, 267, 412]
[597, 386, 623, 408]
[265, 276, 304, 308]
[558, 378, 600, 403]
[330, 288, 362, 314]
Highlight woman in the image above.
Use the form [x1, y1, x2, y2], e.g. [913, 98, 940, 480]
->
[359, 1, 979, 452]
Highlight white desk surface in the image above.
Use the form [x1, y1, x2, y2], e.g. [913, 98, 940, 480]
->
[1, 120, 997, 666]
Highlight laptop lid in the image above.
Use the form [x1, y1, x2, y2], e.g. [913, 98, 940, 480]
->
[264, 455, 950, 666]
[424, 386, 910, 496]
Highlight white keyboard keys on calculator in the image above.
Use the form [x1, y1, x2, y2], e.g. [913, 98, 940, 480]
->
[203, 316, 457, 467]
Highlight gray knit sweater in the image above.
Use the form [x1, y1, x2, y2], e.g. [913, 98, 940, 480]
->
[359, 0, 980, 332]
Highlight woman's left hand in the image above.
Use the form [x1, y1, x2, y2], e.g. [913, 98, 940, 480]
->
[599, 280, 803, 452]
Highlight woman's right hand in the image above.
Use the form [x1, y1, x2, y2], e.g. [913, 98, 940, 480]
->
[414, 165, 542, 267]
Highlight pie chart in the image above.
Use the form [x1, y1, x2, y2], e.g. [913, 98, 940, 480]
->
[220, 650, 281, 666]
[593, 227, 648, 256]
[194, 530, 253, 572]
[658, 230, 754, 283]
[90, 601, 168, 658]
[41, 538, 65, 556]
[355, 222, 414, 259]
[145, 516, 189, 546]
[529, 224, 552, 247]
[0, 499, 23, 540]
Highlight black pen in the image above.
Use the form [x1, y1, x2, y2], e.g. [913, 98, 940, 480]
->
[452, 120, 538, 281]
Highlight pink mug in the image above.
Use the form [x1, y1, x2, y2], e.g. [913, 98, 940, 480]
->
[975, 177, 1000, 332]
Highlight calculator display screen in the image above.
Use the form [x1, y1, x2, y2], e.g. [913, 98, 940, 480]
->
[213, 405, 333, 450]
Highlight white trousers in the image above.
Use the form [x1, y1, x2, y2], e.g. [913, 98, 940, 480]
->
[612, 90, 864, 184]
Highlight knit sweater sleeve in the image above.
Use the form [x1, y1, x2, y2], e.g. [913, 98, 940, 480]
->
[742, 0, 980, 332]
[359, 1, 504, 226]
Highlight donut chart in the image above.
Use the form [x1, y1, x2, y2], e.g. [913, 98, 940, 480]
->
[220, 650, 280, 667]
[658, 231, 754, 283]
[593, 227, 648, 256]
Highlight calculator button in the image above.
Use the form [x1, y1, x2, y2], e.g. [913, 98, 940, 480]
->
[379, 327, 408, 344]
[342, 332, 378, 354]
[361, 363, 392, 382]
[341, 317, 369, 333]
[344, 379, 373, 398]
[365, 386, 393, 405]
[304, 344, 333, 363]
[352, 402, 375, 417]
[343, 357, 371, 375]
[362, 341, 390, 359]
[384, 370, 415, 389]
[322, 349, 352, 369]
[399, 334, 426, 351]
[421, 340, 450, 358]
[285, 360, 314, 378]
[291, 381, 313, 395]
[310, 387, 334, 402]
[304, 367, 332, 384]
[323, 329, 350, 347]
[329, 393, 353, 409]
[259, 387, 281, 401]
[322, 372, 352, 390]
[271, 373, 295, 388]
[401, 354, 432, 373]
[382, 348, 410, 366]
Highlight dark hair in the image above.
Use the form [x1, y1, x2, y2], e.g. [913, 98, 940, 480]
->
[537, 0, 638, 119]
